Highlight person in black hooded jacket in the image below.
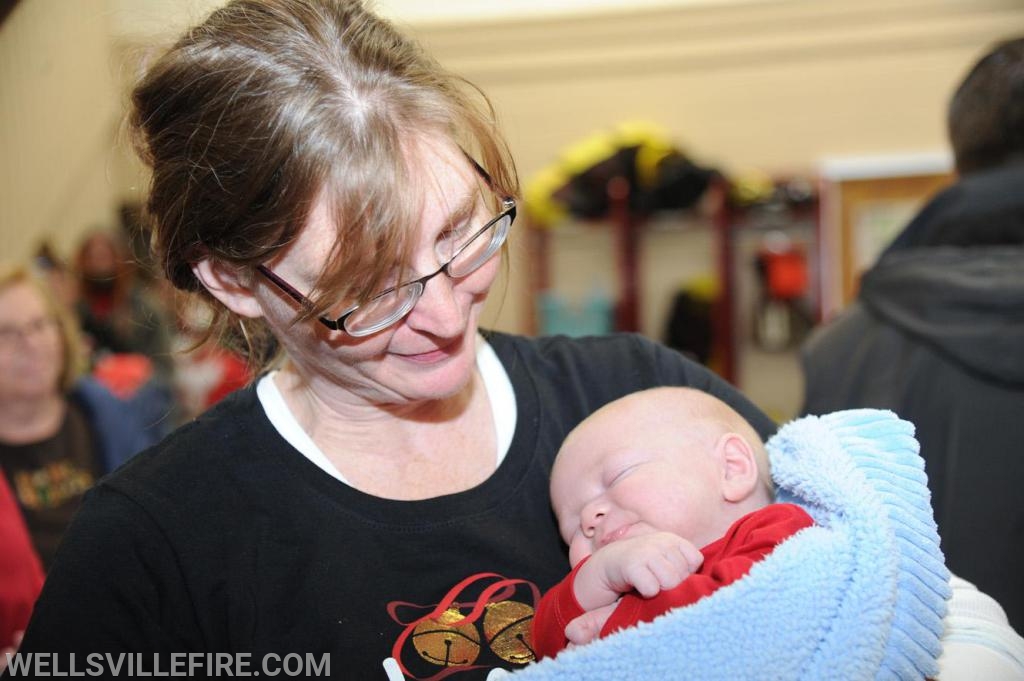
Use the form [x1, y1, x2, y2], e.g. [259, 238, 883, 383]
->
[801, 36, 1024, 630]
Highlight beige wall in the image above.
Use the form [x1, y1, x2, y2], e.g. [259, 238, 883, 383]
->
[413, 0, 1022, 175]
[404, 0, 1023, 335]
[2, 0, 1022, 336]
[0, 0, 125, 264]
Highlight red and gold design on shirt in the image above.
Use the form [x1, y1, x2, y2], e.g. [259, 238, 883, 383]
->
[386, 573, 541, 680]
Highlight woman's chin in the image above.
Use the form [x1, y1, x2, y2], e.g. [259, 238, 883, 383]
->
[393, 346, 479, 402]
[400, 356, 476, 401]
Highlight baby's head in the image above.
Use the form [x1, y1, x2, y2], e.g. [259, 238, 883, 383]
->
[551, 387, 774, 567]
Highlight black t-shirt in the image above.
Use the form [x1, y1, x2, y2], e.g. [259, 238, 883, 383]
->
[0, 402, 101, 569]
[16, 333, 774, 679]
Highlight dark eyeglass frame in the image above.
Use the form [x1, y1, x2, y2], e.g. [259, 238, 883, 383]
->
[256, 198, 516, 335]
[0, 316, 59, 347]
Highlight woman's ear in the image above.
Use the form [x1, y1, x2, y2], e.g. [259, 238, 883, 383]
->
[716, 433, 761, 503]
[191, 259, 264, 319]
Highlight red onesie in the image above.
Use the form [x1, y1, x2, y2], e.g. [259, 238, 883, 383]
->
[532, 503, 814, 659]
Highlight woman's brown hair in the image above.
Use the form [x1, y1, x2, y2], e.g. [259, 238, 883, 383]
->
[129, 0, 518, 369]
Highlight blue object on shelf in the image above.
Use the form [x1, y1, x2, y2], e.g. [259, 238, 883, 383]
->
[537, 290, 613, 337]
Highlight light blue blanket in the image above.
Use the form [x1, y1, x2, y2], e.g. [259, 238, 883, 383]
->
[509, 409, 952, 681]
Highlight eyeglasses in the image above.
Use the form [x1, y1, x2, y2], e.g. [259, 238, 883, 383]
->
[0, 316, 58, 350]
[256, 198, 516, 337]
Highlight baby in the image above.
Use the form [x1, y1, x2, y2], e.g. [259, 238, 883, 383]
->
[532, 386, 813, 658]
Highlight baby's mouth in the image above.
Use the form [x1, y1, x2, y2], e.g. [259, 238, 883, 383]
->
[599, 523, 634, 547]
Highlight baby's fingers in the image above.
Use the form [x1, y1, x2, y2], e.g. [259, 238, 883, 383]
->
[565, 603, 617, 646]
[678, 540, 704, 572]
[630, 560, 679, 597]
[634, 544, 703, 597]
[627, 564, 665, 598]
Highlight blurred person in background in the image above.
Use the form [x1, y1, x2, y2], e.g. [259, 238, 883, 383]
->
[0, 263, 168, 569]
[169, 294, 252, 420]
[74, 228, 180, 426]
[801, 36, 1024, 629]
[73, 228, 176, 382]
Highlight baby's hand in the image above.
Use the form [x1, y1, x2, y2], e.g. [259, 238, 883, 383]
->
[603, 532, 703, 597]
[564, 602, 618, 647]
[582, 531, 703, 604]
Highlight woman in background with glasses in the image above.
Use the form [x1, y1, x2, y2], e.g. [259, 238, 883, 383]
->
[0, 264, 170, 571]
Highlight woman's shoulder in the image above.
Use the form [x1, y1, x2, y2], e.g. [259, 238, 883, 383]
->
[97, 383, 269, 504]
[484, 330, 718, 405]
[484, 330, 773, 436]
[486, 330, 705, 385]
[485, 330, 668, 366]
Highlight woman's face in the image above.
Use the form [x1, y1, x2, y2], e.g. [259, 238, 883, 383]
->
[257, 135, 503, 407]
[78, 234, 120, 279]
[0, 281, 64, 402]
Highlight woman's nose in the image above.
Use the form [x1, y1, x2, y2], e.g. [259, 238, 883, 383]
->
[403, 273, 464, 337]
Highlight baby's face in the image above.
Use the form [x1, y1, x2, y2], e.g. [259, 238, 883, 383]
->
[551, 400, 731, 567]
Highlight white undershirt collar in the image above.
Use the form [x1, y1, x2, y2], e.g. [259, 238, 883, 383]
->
[256, 333, 517, 485]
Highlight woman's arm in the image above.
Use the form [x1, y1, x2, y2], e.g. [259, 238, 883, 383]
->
[13, 484, 199, 658]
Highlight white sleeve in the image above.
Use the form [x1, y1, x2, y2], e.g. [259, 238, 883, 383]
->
[937, 575, 1024, 680]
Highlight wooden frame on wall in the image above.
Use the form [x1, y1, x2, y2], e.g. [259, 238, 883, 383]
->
[818, 153, 954, 319]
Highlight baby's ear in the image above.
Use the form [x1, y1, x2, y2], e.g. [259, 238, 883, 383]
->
[192, 259, 264, 319]
[717, 433, 761, 503]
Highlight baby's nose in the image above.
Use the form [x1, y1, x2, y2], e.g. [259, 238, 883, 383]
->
[581, 503, 606, 538]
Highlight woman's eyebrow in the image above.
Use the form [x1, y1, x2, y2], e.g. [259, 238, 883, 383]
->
[441, 187, 481, 228]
